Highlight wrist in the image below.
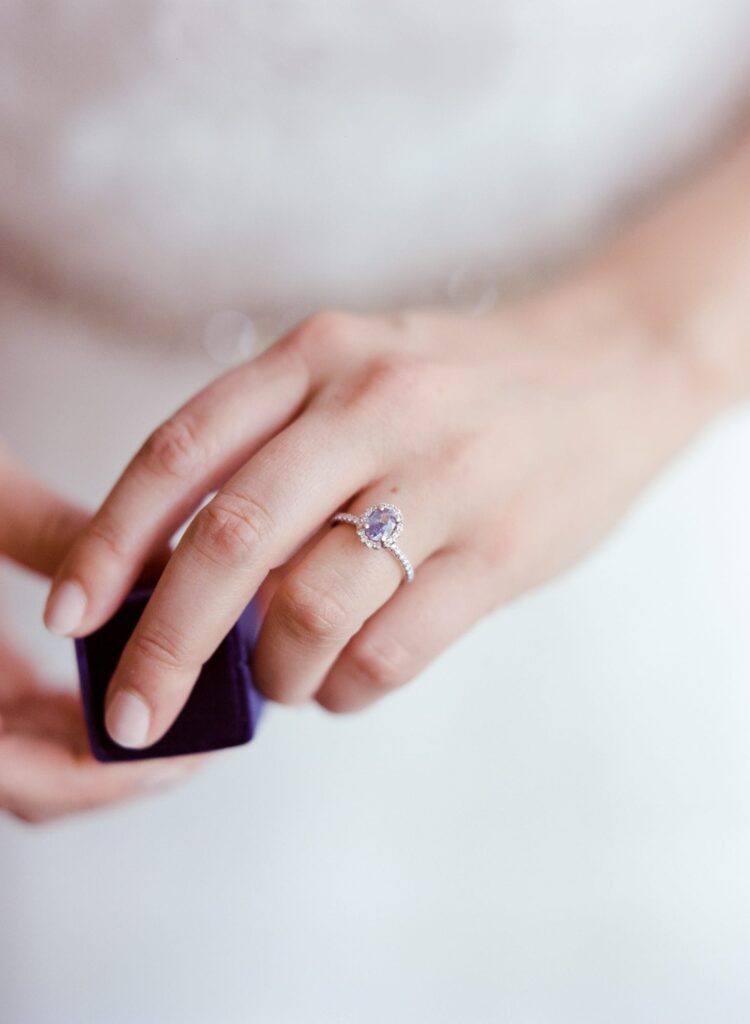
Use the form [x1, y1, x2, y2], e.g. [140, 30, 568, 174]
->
[599, 248, 750, 423]
[590, 130, 750, 415]
[588, 257, 748, 424]
[495, 260, 735, 467]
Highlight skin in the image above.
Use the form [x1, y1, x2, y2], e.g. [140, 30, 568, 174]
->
[0, 448, 200, 822]
[2, 125, 748, 817]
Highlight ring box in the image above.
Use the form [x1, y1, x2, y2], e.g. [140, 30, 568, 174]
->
[74, 587, 264, 762]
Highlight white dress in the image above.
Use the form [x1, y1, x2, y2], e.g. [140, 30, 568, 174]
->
[2, 4, 750, 1022]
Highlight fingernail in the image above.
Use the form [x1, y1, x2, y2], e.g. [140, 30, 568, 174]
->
[106, 690, 151, 748]
[44, 580, 87, 636]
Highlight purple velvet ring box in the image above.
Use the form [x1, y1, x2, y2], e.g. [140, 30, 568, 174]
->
[74, 587, 264, 762]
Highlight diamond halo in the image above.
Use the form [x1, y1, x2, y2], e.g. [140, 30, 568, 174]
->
[330, 502, 414, 583]
[356, 503, 403, 549]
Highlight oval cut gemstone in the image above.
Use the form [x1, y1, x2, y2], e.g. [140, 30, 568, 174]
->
[364, 506, 398, 544]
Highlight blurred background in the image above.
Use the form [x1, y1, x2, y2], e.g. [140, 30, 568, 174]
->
[2, 3, 750, 1022]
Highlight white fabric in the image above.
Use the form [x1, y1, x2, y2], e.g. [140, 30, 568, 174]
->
[2, 4, 750, 1022]
[1, 1, 749, 330]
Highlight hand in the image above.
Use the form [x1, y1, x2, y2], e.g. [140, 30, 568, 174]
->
[0, 447, 198, 822]
[42, 266, 722, 749]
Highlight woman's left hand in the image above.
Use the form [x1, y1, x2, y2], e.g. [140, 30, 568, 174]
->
[43, 281, 721, 748]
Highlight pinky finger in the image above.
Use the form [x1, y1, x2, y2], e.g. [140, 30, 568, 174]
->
[314, 548, 492, 713]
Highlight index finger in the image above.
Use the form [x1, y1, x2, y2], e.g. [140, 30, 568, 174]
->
[103, 407, 382, 748]
[43, 340, 309, 637]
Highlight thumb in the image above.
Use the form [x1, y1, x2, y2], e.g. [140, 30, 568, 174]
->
[0, 445, 89, 578]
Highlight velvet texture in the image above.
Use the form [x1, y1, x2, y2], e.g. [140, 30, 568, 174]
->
[75, 587, 264, 762]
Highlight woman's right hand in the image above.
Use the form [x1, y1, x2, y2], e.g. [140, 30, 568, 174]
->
[0, 444, 198, 824]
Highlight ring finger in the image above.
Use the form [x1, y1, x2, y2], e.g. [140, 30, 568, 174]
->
[251, 478, 454, 705]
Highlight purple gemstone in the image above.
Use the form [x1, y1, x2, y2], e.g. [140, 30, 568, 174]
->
[364, 506, 398, 543]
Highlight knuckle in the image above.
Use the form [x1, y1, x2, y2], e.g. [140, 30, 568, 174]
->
[440, 431, 485, 487]
[347, 633, 412, 693]
[139, 415, 206, 481]
[84, 514, 132, 562]
[130, 620, 187, 673]
[359, 355, 427, 411]
[190, 492, 275, 568]
[278, 576, 354, 646]
[290, 309, 359, 361]
[325, 355, 424, 419]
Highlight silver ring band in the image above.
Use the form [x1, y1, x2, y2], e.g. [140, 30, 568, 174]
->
[331, 502, 415, 583]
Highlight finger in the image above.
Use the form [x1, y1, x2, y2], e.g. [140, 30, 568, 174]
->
[0, 712, 200, 823]
[314, 548, 491, 713]
[0, 636, 39, 701]
[0, 444, 88, 577]
[102, 404, 387, 749]
[44, 339, 310, 637]
[252, 480, 451, 705]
